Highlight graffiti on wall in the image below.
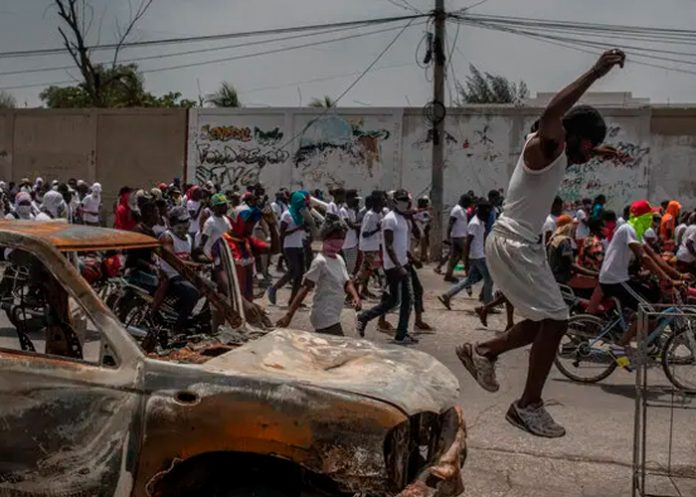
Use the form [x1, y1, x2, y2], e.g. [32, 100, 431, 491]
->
[560, 125, 650, 207]
[194, 123, 288, 187]
[293, 115, 391, 187]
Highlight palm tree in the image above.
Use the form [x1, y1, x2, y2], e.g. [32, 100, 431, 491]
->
[456, 64, 529, 105]
[207, 82, 241, 107]
[0, 91, 16, 109]
[308, 96, 335, 108]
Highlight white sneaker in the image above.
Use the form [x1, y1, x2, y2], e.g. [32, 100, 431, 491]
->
[506, 401, 566, 438]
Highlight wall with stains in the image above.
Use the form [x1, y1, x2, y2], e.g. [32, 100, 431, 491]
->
[1, 106, 695, 217]
[188, 108, 402, 194]
[190, 107, 664, 212]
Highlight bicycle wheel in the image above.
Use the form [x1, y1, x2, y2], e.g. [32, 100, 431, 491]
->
[661, 328, 696, 393]
[555, 314, 618, 383]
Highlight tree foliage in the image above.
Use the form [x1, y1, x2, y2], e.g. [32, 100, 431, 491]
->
[0, 91, 16, 109]
[308, 96, 335, 108]
[207, 82, 241, 108]
[40, 64, 196, 108]
[456, 65, 529, 105]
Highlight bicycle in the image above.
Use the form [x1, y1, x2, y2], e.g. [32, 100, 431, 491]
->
[554, 285, 696, 393]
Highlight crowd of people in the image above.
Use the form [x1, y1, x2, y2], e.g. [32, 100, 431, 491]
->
[3, 48, 691, 440]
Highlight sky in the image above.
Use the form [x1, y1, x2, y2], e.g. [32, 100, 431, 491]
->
[1, 0, 696, 107]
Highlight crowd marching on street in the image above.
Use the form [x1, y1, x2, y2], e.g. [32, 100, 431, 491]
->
[4, 49, 695, 438]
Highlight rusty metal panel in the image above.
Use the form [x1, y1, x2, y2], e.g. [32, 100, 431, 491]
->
[0, 221, 160, 252]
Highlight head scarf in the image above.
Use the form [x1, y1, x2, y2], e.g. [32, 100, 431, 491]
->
[41, 190, 65, 218]
[231, 207, 262, 238]
[660, 200, 681, 240]
[629, 200, 654, 242]
[320, 213, 347, 240]
[289, 190, 310, 226]
[211, 193, 228, 207]
[550, 221, 575, 249]
[91, 182, 102, 194]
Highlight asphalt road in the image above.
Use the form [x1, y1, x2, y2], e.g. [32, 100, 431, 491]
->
[2, 264, 695, 496]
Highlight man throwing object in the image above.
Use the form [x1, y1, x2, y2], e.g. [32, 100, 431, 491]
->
[456, 49, 626, 438]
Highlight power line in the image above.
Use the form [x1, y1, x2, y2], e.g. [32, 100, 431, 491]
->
[454, 18, 696, 77]
[275, 18, 417, 153]
[0, 23, 383, 78]
[0, 14, 427, 60]
[0, 22, 423, 92]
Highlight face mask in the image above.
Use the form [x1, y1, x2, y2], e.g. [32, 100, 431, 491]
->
[16, 205, 32, 218]
[322, 238, 344, 258]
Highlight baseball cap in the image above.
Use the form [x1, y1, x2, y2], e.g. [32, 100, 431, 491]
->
[211, 193, 228, 207]
[630, 200, 652, 217]
[169, 206, 190, 224]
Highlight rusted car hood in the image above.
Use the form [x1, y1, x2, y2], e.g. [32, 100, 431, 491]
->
[203, 329, 460, 416]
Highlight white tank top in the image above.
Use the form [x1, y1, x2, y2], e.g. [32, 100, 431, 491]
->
[495, 135, 567, 243]
[159, 230, 192, 278]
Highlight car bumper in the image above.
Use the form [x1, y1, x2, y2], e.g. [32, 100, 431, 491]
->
[396, 406, 467, 497]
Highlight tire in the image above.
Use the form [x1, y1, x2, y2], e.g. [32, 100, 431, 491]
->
[661, 329, 696, 393]
[555, 314, 618, 383]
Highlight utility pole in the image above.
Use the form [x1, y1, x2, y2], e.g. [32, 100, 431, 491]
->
[429, 0, 447, 259]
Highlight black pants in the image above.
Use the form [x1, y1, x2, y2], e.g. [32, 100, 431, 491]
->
[358, 266, 412, 340]
[168, 276, 200, 331]
[273, 247, 306, 302]
[410, 265, 424, 315]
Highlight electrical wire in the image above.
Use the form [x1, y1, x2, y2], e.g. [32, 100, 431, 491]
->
[0, 13, 427, 60]
[0, 22, 424, 92]
[384, 0, 423, 14]
[454, 18, 696, 77]
[275, 18, 417, 153]
[0, 23, 396, 78]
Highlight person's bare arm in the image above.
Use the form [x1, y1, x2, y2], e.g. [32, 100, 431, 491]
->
[277, 281, 313, 328]
[463, 233, 474, 272]
[525, 49, 625, 171]
[345, 280, 362, 311]
[631, 243, 681, 285]
[643, 242, 684, 281]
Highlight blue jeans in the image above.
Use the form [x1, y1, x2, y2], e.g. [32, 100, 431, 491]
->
[446, 258, 493, 304]
[358, 266, 412, 340]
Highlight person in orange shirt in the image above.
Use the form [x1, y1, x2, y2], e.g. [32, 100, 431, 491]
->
[659, 200, 681, 252]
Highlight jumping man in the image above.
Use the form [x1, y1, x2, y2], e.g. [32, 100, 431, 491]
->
[456, 49, 626, 438]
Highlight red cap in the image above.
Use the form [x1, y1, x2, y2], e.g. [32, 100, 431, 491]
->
[630, 200, 652, 217]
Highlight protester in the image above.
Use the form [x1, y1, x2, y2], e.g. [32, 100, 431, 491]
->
[276, 213, 361, 335]
[356, 192, 383, 299]
[81, 183, 102, 226]
[340, 191, 360, 275]
[6, 192, 34, 220]
[444, 194, 472, 283]
[543, 196, 564, 246]
[199, 193, 232, 259]
[456, 49, 626, 438]
[114, 187, 136, 230]
[267, 191, 310, 306]
[439, 199, 494, 309]
[356, 189, 419, 345]
[36, 190, 66, 221]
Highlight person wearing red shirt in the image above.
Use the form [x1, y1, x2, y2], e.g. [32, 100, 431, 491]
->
[114, 186, 136, 231]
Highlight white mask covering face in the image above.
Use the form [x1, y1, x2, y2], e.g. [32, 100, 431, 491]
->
[16, 205, 32, 218]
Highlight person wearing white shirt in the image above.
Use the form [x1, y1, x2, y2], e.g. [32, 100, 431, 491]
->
[326, 187, 345, 217]
[574, 198, 592, 246]
[543, 196, 564, 246]
[81, 182, 102, 226]
[357, 189, 419, 345]
[600, 200, 687, 362]
[439, 201, 494, 308]
[676, 213, 696, 273]
[275, 216, 362, 335]
[340, 194, 360, 274]
[444, 194, 473, 282]
[356, 193, 383, 298]
[267, 208, 308, 305]
[199, 193, 232, 259]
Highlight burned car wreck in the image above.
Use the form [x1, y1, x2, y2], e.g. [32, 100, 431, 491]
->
[0, 221, 466, 497]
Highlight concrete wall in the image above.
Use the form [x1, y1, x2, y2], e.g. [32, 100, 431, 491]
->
[0, 109, 187, 214]
[1, 105, 695, 221]
[187, 106, 663, 212]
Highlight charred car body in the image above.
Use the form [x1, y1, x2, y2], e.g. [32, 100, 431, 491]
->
[0, 221, 466, 497]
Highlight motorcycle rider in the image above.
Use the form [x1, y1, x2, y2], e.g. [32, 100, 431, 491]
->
[159, 207, 202, 334]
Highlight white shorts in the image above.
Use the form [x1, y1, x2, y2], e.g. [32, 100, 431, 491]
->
[486, 228, 569, 322]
